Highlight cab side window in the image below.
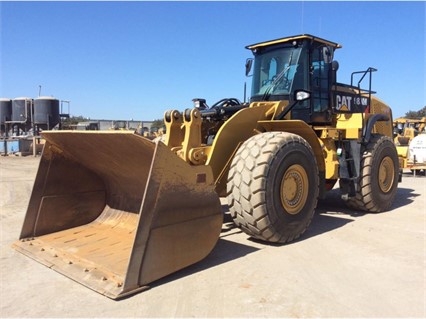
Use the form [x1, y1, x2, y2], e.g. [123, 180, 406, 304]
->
[311, 48, 330, 112]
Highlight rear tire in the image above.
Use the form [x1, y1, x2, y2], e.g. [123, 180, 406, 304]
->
[226, 132, 319, 243]
[346, 134, 399, 212]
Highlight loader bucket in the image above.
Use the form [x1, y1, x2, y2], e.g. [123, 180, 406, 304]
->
[12, 131, 222, 299]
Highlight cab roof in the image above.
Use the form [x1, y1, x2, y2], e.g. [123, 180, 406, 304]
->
[245, 34, 342, 50]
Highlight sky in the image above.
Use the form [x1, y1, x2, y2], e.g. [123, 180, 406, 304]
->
[1, 1, 425, 121]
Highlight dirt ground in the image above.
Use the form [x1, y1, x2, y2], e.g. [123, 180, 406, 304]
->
[0, 155, 425, 318]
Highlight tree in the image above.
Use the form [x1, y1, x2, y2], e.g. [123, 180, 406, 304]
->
[150, 119, 166, 133]
[60, 115, 88, 129]
[405, 106, 426, 118]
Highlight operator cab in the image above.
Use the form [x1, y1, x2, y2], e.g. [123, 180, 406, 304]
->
[246, 34, 341, 124]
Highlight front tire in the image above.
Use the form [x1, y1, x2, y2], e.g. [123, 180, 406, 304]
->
[226, 132, 319, 243]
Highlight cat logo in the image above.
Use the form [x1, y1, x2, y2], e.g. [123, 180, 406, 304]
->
[335, 94, 368, 112]
[336, 95, 353, 111]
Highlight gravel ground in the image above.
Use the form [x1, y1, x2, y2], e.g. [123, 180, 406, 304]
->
[0, 155, 425, 318]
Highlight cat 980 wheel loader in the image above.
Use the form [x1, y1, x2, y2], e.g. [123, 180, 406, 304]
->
[13, 34, 399, 299]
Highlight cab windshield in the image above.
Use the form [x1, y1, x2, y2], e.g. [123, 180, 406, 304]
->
[250, 46, 302, 101]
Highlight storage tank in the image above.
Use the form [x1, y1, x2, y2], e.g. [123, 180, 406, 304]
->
[408, 134, 426, 165]
[0, 98, 12, 124]
[12, 97, 33, 123]
[34, 96, 60, 128]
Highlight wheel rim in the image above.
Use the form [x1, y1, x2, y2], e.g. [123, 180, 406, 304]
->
[378, 156, 395, 193]
[280, 164, 308, 215]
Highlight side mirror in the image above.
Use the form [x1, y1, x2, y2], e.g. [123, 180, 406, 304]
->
[330, 60, 339, 84]
[245, 58, 253, 76]
[322, 46, 334, 64]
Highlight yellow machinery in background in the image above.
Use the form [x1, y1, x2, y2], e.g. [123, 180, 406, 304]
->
[393, 117, 426, 170]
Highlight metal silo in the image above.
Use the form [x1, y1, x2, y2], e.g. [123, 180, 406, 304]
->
[0, 98, 12, 135]
[0, 98, 12, 123]
[34, 96, 60, 129]
[11, 97, 33, 136]
[12, 97, 33, 123]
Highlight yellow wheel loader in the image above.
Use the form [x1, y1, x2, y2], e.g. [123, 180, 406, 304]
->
[393, 117, 426, 170]
[13, 34, 399, 299]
